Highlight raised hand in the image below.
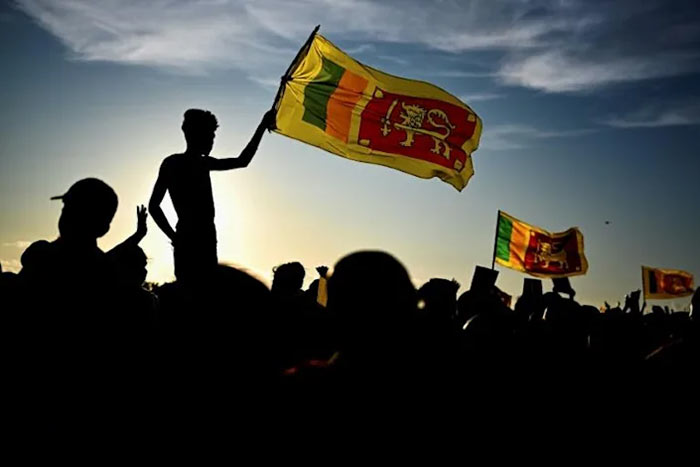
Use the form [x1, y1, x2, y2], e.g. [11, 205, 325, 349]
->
[136, 205, 148, 237]
[316, 266, 329, 278]
[262, 108, 277, 131]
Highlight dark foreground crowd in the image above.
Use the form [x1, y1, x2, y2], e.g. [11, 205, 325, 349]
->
[1, 179, 699, 440]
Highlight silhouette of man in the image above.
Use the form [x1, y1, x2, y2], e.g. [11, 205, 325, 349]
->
[149, 109, 274, 282]
[21, 177, 118, 287]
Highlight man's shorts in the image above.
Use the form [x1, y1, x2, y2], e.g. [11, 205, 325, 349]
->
[173, 222, 218, 282]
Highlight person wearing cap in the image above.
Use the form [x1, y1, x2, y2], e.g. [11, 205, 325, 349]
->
[21, 178, 119, 279]
[148, 108, 275, 283]
[19, 178, 121, 327]
[17, 178, 159, 431]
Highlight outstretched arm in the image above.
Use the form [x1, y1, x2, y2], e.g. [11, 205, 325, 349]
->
[207, 109, 276, 171]
[148, 164, 176, 243]
[111, 205, 148, 251]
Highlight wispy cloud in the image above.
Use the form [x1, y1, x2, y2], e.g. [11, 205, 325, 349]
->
[15, 0, 293, 74]
[489, 124, 597, 139]
[3, 240, 32, 249]
[482, 124, 597, 150]
[460, 92, 504, 102]
[376, 55, 409, 66]
[602, 101, 700, 128]
[249, 75, 281, 89]
[344, 44, 375, 55]
[499, 51, 700, 93]
[433, 70, 498, 79]
[14, 0, 700, 92]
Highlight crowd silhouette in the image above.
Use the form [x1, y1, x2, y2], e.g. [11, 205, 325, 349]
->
[2, 109, 699, 438]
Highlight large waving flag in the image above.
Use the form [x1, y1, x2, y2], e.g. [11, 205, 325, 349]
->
[272, 28, 482, 191]
[642, 266, 694, 300]
[494, 211, 588, 278]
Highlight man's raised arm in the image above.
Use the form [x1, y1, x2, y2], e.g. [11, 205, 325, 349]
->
[110, 205, 148, 252]
[148, 163, 176, 243]
[207, 110, 276, 171]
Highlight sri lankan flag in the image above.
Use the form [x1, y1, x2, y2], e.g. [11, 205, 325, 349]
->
[495, 211, 588, 278]
[642, 266, 694, 300]
[273, 31, 482, 191]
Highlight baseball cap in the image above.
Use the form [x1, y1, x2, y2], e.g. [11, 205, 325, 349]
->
[51, 178, 118, 219]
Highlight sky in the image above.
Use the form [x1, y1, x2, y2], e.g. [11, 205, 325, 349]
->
[1, 0, 699, 307]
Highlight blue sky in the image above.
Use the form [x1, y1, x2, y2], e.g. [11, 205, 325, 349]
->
[1, 0, 699, 307]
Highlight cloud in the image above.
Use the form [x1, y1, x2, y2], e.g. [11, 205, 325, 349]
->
[499, 50, 699, 93]
[481, 124, 597, 150]
[14, 0, 700, 92]
[433, 70, 498, 79]
[249, 75, 282, 89]
[603, 102, 700, 128]
[376, 55, 409, 66]
[3, 240, 32, 249]
[15, 0, 293, 74]
[342, 44, 375, 55]
[460, 92, 504, 102]
[488, 124, 597, 139]
[0, 259, 22, 273]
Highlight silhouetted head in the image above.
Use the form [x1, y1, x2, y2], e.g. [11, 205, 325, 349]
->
[328, 251, 417, 342]
[271, 261, 305, 295]
[52, 178, 118, 242]
[182, 108, 218, 156]
[456, 266, 502, 324]
[418, 278, 460, 320]
[109, 244, 148, 287]
[457, 289, 504, 325]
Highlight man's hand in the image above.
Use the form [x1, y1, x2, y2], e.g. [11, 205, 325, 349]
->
[262, 109, 277, 131]
[208, 109, 276, 171]
[316, 266, 329, 278]
[136, 205, 148, 237]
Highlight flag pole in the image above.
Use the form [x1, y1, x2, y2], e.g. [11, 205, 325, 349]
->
[491, 210, 501, 270]
[641, 266, 646, 314]
[269, 24, 321, 128]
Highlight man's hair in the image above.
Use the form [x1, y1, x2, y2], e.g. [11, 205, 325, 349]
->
[182, 109, 219, 136]
[272, 261, 305, 292]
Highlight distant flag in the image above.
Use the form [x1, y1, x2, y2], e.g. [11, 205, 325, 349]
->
[493, 210, 588, 278]
[272, 27, 482, 191]
[642, 266, 694, 300]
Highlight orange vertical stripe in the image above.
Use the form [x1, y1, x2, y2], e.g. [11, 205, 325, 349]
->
[325, 70, 368, 142]
[509, 220, 531, 270]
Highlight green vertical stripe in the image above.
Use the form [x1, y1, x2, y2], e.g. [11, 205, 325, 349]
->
[302, 57, 345, 130]
[495, 214, 513, 262]
[648, 269, 658, 294]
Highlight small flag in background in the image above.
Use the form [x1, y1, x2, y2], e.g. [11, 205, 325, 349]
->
[494, 210, 588, 278]
[273, 31, 482, 191]
[642, 266, 694, 300]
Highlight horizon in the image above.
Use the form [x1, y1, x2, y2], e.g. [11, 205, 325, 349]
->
[1, 0, 699, 308]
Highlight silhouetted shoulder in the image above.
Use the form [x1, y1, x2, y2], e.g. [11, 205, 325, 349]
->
[20, 240, 52, 270]
[160, 153, 185, 171]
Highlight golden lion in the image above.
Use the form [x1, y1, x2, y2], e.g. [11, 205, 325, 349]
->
[534, 242, 568, 270]
[381, 100, 456, 159]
